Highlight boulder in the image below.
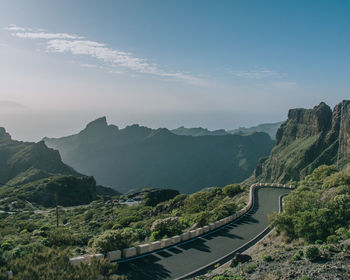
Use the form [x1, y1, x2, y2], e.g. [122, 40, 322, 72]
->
[229, 254, 252, 267]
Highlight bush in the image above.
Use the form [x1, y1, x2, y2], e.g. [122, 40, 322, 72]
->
[92, 229, 138, 253]
[194, 211, 210, 227]
[213, 202, 237, 220]
[291, 252, 302, 261]
[84, 210, 94, 221]
[262, 255, 273, 262]
[327, 235, 339, 244]
[323, 172, 350, 189]
[241, 263, 257, 274]
[305, 246, 320, 261]
[223, 184, 243, 197]
[269, 166, 350, 243]
[150, 217, 184, 240]
[46, 229, 83, 246]
[305, 165, 337, 182]
[6, 249, 118, 280]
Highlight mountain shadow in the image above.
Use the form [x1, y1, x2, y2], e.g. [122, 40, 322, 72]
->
[44, 117, 274, 193]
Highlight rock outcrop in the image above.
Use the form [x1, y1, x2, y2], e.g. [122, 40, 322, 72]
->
[252, 100, 350, 183]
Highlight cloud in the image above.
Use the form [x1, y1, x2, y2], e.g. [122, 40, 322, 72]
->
[233, 69, 282, 79]
[3, 24, 30, 32]
[79, 63, 99, 68]
[45, 39, 209, 85]
[12, 32, 83, 40]
[5, 25, 207, 86]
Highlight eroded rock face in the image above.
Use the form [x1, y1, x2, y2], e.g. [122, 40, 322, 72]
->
[253, 100, 350, 183]
[276, 102, 332, 145]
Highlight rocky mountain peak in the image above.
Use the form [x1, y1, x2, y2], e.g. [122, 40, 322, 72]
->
[0, 127, 11, 140]
[253, 100, 350, 184]
[84, 116, 108, 130]
[276, 102, 332, 145]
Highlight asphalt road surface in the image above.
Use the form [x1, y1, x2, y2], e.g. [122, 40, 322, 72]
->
[118, 187, 292, 280]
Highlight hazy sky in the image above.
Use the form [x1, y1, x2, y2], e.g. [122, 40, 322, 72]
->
[1, 0, 349, 141]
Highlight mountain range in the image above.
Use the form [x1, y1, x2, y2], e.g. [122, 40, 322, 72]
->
[0, 128, 119, 208]
[171, 126, 229, 137]
[228, 121, 283, 139]
[170, 121, 282, 139]
[44, 118, 274, 193]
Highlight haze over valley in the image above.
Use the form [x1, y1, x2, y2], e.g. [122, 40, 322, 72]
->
[1, 1, 350, 279]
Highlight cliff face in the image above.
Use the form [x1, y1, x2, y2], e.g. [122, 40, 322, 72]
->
[0, 129, 117, 207]
[0, 128, 80, 186]
[253, 100, 350, 183]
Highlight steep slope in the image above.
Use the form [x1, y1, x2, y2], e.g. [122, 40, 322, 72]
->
[44, 118, 274, 193]
[252, 100, 350, 183]
[171, 126, 229, 137]
[0, 128, 80, 186]
[0, 128, 119, 207]
[229, 121, 284, 139]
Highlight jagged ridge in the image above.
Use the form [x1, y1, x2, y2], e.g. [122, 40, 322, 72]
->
[252, 100, 350, 183]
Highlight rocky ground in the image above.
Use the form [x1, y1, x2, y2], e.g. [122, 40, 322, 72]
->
[193, 232, 350, 280]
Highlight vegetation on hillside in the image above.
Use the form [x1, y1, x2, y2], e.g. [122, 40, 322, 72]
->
[0, 185, 245, 279]
[196, 165, 350, 280]
[0, 128, 120, 209]
[269, 165, 350, 243]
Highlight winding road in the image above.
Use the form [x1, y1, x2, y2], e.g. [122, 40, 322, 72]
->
[117, 187, 291, 280]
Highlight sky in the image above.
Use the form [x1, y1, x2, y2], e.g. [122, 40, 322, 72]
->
[0, 0, 349, 141]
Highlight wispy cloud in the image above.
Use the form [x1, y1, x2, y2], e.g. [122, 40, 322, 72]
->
[232, 69, 282, 79]
[13, 32, 84, 40]
[3, 24, 29, 32]
[4, 25, 208, 86]
[79, 63, 99, 68]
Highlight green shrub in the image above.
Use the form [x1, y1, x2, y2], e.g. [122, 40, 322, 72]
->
[223, 184, 243, 197]
[84, 210, 94, 221]
[291, 252, 302, 261]
[1, 240, 15, 251]
[269, 166, 350, 243]
[194, 211, 210, 227]
[262, 255, 273, 262]
[150, 217, 185, 240]
[241, 263, 257, 274]
[46, 229, 84, 246]
[6, 249, 118, 280]
[300, 276, 312, 280]
[92, 229, 138, 253]
[305, 246, 320, 261]
[213, 202, 237, 220]
[323, 172, 350, 189]
[327, 235, 339, 244]
[305, 165, 337, 182]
